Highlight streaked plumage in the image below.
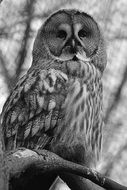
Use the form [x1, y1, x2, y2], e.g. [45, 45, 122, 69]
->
[1, 9, 106, 170]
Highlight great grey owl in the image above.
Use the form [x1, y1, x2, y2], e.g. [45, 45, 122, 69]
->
[1, 9, 106, 190]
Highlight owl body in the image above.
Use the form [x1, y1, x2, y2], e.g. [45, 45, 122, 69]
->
[2, 59, 103, 168]
[1, 9, 106, 172]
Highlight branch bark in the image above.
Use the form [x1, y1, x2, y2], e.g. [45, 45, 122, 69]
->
[5, 148, 127, 190]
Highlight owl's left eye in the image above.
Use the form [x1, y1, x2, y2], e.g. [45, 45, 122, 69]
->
[56, 30, 67, 39]
[78, 29, 90, 38]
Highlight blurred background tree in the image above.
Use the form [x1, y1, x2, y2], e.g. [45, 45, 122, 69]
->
[0, 0, 127, 186]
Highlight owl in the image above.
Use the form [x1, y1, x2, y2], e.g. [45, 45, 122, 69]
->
[1, 9, 106, 189]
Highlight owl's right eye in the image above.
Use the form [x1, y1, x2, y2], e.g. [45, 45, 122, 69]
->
[56, 30, 67, 39]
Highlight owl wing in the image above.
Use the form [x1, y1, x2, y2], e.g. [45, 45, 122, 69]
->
[1, 68, 68, 151]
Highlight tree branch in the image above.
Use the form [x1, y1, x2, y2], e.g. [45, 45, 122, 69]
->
[0, 50, 12, 91]
[11, 0, 35, 88]
[104, 63, 127, 123]
[5, 148, 127, 190]
[0, 123, 8, 190]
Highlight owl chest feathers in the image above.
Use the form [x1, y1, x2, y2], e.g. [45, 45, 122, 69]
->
[2, 64, 102, 160]
[47, 66, 102, 165]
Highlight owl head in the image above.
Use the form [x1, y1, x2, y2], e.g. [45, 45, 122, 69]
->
[32, 9, 106, 73]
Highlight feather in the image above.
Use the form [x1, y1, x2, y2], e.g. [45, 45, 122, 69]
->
[1, 69, 68, 151]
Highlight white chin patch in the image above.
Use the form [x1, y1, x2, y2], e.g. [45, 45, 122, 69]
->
[55, 54, 74, 61]
[54, 52, 91, 62]
[76, 52, 91, 62]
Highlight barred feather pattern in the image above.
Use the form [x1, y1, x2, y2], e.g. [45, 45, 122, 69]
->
[1, 59, 103, 167]
[51, 61, 103, 167]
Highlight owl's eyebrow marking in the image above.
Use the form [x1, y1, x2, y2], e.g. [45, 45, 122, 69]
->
[74, 23, 82, 36]
[59, 23, 71, 34]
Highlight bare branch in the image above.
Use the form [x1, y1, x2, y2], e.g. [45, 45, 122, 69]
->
[0, 50, 12, 91]
[11, 0, 35, 87]
[5, 148, 127, 190]
[104, 64, 127, 123]
[0, 0, 3, 4]
[0, 123, 9, 190]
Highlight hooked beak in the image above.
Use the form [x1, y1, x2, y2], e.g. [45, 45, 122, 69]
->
[70, 39, 77, 54]
[63, 37, 91, 62]
[70, 39, 91, 62]
[71, 39, 75, 49]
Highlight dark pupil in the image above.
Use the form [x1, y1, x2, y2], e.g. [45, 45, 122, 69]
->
[78, 29, 88, 38]
[57, 30, 67, 39]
